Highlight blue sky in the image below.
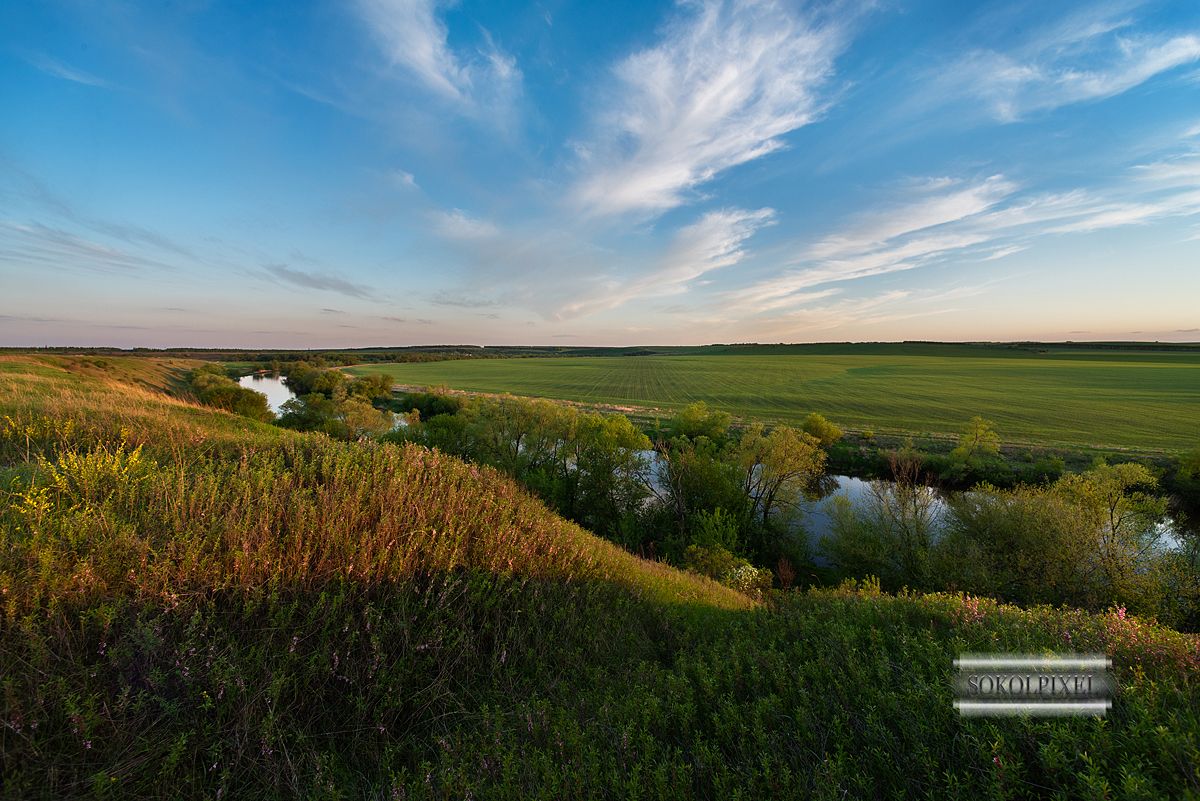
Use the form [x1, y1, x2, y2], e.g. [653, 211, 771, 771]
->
[2, 0, 1198, 347]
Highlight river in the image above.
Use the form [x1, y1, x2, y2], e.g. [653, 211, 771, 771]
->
[238, 373, 295, 414]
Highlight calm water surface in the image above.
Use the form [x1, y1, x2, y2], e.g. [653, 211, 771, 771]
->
[238, 373, 295, 414]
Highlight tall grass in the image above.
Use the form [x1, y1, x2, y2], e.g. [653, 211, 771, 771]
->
[0, 356, 748, 612]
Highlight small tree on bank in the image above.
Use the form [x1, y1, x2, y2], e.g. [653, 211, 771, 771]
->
[951, 416, 1001, 463]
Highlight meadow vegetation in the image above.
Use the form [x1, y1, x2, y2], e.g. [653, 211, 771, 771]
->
[2, 354, 1199, 798]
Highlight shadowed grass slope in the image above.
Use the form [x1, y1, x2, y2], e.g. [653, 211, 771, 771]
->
[1, 355, 1198, 799]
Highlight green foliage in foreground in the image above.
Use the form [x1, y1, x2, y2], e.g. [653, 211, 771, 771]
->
[2, 355, 1200, 799]
[347, 349, 1200, 451]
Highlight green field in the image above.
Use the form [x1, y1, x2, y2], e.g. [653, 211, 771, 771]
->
[348, 345, 1200, 452]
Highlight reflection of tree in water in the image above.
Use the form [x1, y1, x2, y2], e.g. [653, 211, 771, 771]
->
[808, 474, 841, 501]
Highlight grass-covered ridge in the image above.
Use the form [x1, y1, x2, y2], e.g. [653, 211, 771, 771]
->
[2, 355, 1199, 798]
[0, 355, 747, 610]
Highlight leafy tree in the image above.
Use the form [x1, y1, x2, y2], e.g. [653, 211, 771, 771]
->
[571, 413, 652, 544]
[733, 423, 825, 528]
[654, 435, 746, 555]
[278, 393, 340, 434]
[690, 508, 742, 552]
[402, 411, 471, 455]
[349, 373, 394, 403]
[1169, 447, 1200, 514]
[187, 366, 273, 422]
[801, 413, 844, 448]
[277, 392, 392, 440]
[399, 390, 462, 420]
[1179, 448, 1200, 482]
[950, 416, 1001, 463]
[1053, 461, 1168, 609]
[464, 396, 569, 477]
[311, 369, 350, 398]
[936, 461, 1176, 619]
[338, 396, 395, 439]
[668, 402, 732, 442]
[939, 484, 1095, 606]
[820, 451, 940, 590]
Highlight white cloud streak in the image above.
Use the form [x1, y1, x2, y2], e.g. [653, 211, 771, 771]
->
[354, 0, 520, 109]
[26, 53, 111, 88]
[732, 143, 1200, 314]
[943, 8, 1200, 122]
[556, 207, 775, 318]
[573, 0, 848, 216]
[431, 208, 500, 240]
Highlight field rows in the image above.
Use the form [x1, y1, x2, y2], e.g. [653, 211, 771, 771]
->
[348, 352, 1200, 452]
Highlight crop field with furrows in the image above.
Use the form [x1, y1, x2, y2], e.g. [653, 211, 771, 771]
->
[347, 347, 1200, 452]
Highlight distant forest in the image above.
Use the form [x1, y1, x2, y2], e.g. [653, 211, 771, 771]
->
[6, 339, 1200, 366]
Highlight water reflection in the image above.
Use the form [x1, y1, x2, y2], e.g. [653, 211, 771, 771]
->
[640, 445, 1185, 560]
[237, 373, 295, 415]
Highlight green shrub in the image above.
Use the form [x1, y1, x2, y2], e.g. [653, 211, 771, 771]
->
[801, 412, 844, 448]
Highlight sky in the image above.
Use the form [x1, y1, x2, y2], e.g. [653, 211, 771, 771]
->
[1, 0, 1199, 348]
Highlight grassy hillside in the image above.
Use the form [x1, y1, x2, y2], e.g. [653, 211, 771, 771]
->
[348, 347, 1200, 452]
[2, 355, 1199, 799]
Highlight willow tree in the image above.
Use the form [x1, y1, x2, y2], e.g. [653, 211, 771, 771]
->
[733, 423, 826, 528]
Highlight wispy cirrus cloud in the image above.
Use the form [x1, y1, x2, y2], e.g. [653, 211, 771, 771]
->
[354, 0, 520, 112]
[572, 0, 851, 217]
[1132, 154, 1200, 187]
[1, 163, 193, 258]
[805, 175, 1017, 261]
[425, 206, 777, 323]
[556, 207, 775, 318]
[0, 221, 176, 274]
[262, 263, 376, 300]
[431, 291, 501, 308]
[729, 175, 1016, 311]
[25, 53, 111, 89]
[431, 208, 499, 240]
[940, 6, 1200, 121]
[732, 136, 1200, 316]
[392, 169, 418, 189]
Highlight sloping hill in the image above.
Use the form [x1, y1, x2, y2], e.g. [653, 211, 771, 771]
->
[0, 355, 750, 610]
[1, 355, 1198, 799]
